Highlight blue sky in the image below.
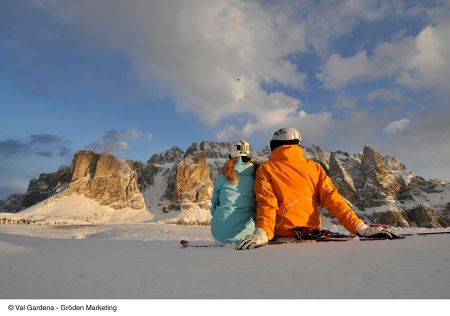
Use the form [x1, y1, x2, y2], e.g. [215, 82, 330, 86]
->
[1, 0, 450, 197]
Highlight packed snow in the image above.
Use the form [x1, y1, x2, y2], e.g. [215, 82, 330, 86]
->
[1, 191, 449, 314]
[1, 222, 449, 300]
[0, 195, 154, 225]
[0, 193, 214, 227]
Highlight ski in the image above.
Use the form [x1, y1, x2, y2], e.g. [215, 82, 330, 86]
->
[181, 230, 450, 248]
[268, 235, 404, 245]
[180, 240, 225, 248]
[269, 236, 353, 245]
[400, 231, 450, 237]
[268, 231, 450, 245]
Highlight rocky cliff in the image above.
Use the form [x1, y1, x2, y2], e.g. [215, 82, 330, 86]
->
[0, 166, 70, 212]
[1, 141, 449, 228]
[62, 150, 145, 210]
[325, 146, 449, 228]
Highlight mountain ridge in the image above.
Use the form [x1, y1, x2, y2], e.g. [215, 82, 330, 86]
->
[1, 141, 449, 228]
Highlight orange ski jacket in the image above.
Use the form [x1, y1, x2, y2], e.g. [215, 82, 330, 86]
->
[255, 145, 363, 240]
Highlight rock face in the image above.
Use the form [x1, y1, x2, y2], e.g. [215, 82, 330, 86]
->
[186, 141, 230, 158]
[69, 151, 98, 182]
[304, 145, 330, 169]
[187, 141, 230, 183]
[406, 205, 442, 228]
[23, 166, 71, 208]
[321, 145, 449, 228]
[0, 166, 70, 212]
[148, 146, 184, 165]
[0, 193, 26, 213]
[359, 146, 406, 205]
[2, 142, 450, 229]
[328, 151, 358, 205]
[370, 208, 410, 228]
[0, 166, 70, 213]
[63, 151, 145, 210]
[156, 143, 216, 211]
[170, 151, 213, 210]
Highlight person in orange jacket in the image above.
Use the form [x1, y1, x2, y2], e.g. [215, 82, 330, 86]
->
[236, 127, 398, 250]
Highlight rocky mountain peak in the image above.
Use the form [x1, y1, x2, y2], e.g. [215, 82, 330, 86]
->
[70, 150, 99, 182]
[0, 194, 26, 213]
[147, 146, 185, 165]
[328, 151, 358, 204]
[0, 165, 71, 213]
[185, 141, 230, 158]
[65, 151, 145, 210]
[23, 166, 71, 208]
[360, 146, 404, 204]
[2, 141, 450, 229]
[304, 145, 330, 167]
[173, 151, 212, 210]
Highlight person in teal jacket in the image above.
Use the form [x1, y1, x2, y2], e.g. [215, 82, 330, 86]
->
[210, 140, 257, 243]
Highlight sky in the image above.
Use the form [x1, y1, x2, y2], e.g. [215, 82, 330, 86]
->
[1, 0, 450, 198]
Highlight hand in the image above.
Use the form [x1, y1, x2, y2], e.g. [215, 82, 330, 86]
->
[236, 228, 269, 250]
[356, 223, 402, 239]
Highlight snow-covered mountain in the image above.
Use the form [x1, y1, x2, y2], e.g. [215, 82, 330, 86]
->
[1, 141, 449, 228]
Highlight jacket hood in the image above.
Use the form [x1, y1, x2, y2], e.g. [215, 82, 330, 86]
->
[234, 156, 254, 175]
[270, 145, 306, 162]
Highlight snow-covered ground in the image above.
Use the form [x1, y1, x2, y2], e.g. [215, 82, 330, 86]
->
[0, 193, 448, 312]
[1, 223, 449, 300]
[0, 195, 154, 225]
[0, 194, 213, 226]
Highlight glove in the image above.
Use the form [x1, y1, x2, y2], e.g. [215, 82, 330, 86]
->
[236, 228, 269, 250]
[356, 223, 402, 239]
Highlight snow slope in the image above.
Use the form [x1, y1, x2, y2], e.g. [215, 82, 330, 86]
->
[0, 195, 154, 225]
[0, 223, 449, 299]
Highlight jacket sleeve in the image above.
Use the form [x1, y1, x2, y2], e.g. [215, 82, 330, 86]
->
[317, 165, 362, 234]
[254, 164, 278, 240]
[210, 175, 222, 216]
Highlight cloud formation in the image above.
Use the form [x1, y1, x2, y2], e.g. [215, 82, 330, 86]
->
[87, 129, 142, 154]
[379, 103, 450, 179]
[383, 119, 411, 135]
[22, 0, 450, 181]
[0, 134, 70, 159]
[333, 93, 357, 110]
[366, 89, 413, 104]
[0, 133, 72, 198]
[43, 0, 309, 135]
[318, 21, 450, 93]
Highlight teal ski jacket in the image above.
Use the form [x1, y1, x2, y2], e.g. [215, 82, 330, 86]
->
[210, 157, 256, 243]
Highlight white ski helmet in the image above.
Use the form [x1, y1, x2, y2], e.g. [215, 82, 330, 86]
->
[230, 140, 252, 158]
[271, 127, 301, 142]
[270, 127, 301, 151]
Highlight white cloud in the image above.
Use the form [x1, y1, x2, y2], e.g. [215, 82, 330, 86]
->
[36, 0, 450, 182]
[45, 0, 307, 132]
[317, 21, 450, 93]
[383, 119, 411, 135]
[292, 0, 390, 55]
[333, 93, 357, 109]
[87, 129, 142, 154]
[378, 103, 450, 180]
[242, 108, 333, 146]
[216, 125, 240, 142]
[395, 24, 450, 91]
[366, 89, 413, 104]
[317, 51, 377, 89]
[215, 96, 333, 145]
